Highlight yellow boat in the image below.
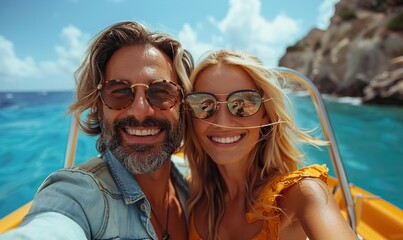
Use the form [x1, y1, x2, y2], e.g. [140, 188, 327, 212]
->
[1, 67, 402, 239]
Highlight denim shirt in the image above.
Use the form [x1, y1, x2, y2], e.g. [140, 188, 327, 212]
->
[21, 150, 189, 239]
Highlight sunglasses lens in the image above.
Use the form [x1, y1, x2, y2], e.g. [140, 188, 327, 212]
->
[100, 81, 133, 110]
[185, 93, 217, 119]
[227, 91, 262, 117]
[147, 81, 180, 110]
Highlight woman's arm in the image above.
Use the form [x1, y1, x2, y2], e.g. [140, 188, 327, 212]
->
[286, 178, 358, 240]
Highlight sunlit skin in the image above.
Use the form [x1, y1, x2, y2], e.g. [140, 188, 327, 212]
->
[191, 64, 357, 240]
[103, 44, 187, 240]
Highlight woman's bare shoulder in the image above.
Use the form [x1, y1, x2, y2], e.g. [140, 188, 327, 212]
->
[278, 177, 332, 221]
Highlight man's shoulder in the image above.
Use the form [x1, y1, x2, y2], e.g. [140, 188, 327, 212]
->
[24, 157, 116, 239]
[62, 157, 110, 181]
[40, 156, 118, 194]
[74, 157, 119, 192]
[75, 156, 107, 172]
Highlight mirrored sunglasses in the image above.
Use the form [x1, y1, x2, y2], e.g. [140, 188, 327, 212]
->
[185, 89, 263, 119]
[97, 79, 182, 110]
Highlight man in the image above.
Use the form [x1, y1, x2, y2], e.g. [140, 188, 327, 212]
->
[0, 21, 193, 240]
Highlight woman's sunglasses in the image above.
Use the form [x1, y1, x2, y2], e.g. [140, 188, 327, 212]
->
[97, 79, 182, 110]
[184, 89, 263, 119]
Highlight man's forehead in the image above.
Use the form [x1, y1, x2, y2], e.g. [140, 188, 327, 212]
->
[105, 45, 177, 83]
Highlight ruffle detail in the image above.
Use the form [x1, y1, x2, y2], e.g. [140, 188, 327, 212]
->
[246, 164, 328, 223]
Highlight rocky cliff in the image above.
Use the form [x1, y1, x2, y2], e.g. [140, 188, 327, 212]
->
[278, 0, 403, 105]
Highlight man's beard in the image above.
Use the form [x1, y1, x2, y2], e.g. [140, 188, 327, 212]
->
[99, 115, 182, 175]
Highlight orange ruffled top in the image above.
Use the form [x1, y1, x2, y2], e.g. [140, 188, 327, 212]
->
[189, 164, 328, 240]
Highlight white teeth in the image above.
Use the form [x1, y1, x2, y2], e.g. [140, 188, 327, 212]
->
[211, 135, 241, 144]
[125, 127, 160, 136]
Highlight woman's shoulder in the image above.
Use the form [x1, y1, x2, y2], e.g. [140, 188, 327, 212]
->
[260, 164, 328, 198]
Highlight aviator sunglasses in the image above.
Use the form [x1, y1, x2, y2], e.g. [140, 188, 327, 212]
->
[97, 79, 182, 110]
[185, 89, 263, 119]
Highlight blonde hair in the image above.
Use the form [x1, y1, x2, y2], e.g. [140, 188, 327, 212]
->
[184, 50, 325, 240]
[68, 21, 193, 153]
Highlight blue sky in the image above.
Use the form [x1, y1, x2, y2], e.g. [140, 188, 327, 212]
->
[0, 0, 338, 92]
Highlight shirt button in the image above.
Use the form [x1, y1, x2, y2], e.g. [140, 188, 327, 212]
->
[140, 203, 147, 212]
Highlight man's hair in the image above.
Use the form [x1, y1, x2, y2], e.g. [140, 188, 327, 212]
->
[69, 21, 193, 141]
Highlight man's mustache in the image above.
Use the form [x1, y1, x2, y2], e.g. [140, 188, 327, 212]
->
[113, 116, 172, 130]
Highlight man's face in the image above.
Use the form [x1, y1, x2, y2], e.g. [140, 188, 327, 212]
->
[99, 45, 182, 175]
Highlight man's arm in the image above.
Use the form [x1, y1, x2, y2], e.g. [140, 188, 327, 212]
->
[0, 212, 86, 240]
[1, 168, 107, 239]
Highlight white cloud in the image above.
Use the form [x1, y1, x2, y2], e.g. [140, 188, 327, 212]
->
[56, 26, 88, 62]
[317, 0, 339, 29]
[218, 0, 301, 45]
[178, 0, 302, 67]
[0, 25, 89, 92]
[178, 23, 217, 63]
[0, 36, 40, 80]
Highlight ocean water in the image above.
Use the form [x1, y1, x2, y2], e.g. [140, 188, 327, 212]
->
[0, 91, 402, 218]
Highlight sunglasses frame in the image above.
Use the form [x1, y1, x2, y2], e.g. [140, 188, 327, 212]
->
[185, 89, 263, 119]
[97, 79, 183, 110]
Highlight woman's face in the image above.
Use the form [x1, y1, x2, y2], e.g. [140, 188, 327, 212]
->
[192, 64, 267, 167]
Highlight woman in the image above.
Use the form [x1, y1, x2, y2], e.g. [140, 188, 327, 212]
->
[184, 50, 357, 240]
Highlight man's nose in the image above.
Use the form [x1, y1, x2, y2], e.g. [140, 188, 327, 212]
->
[126, 87, 155, 120]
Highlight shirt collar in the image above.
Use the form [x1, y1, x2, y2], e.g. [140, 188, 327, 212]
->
[104, 149, 144, 204]
[103, 149, 189, 205]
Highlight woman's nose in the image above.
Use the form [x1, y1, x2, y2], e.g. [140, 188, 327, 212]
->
[213, 102, 233, 124]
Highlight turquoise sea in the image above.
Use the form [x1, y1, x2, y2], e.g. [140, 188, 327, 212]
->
[0, 91, 402, 218]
